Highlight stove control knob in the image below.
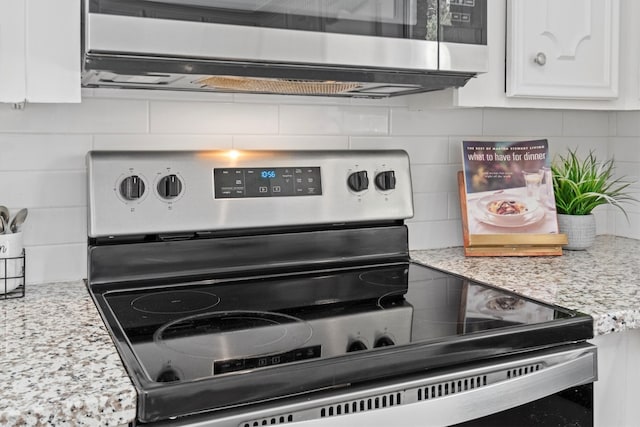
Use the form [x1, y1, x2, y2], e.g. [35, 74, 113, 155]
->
[375, 171, 396, 191]
[157, 174, 183, 199]
[347, 171, 369, 192]
[120, 175, 146, 200]
[374, 336, 395, 347]
[347, 340, 368, 352]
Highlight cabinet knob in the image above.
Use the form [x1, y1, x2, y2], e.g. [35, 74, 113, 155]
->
[533, 52, 547, 66]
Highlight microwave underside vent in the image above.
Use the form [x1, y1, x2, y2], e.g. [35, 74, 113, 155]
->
[198, 76, 363, 95]
[82, 54, 478, 98]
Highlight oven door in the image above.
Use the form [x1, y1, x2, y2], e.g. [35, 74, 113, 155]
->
[155, 343, 595, 427]
[86, 0, 486, 73]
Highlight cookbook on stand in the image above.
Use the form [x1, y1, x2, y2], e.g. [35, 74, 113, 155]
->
[459, 139, 567, 256]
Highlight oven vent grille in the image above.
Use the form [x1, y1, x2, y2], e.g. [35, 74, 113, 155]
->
[507, 363, 542, 378]
[416, 375, 487, 401]
[319, 392, 403, 418]
[414, 362, 544, 401]
[241, 414, 294, 427]
[239, 362, 548, 426]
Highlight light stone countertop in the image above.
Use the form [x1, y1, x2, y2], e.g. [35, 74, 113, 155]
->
[411, 235, 640, 336]
[1, 234, 638, 425]
[0, 281, 136, 426]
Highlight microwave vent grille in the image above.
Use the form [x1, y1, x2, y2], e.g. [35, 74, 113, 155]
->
[197, 76, 362, 95]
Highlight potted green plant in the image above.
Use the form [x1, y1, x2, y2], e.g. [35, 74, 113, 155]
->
[551, 148, 637, 250]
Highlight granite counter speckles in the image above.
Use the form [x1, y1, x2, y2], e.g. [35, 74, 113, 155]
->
[0, 281, 136, 427]
[411, 235, 640, 337]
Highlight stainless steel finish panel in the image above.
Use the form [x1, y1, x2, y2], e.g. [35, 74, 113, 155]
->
[439, 42, 489, 73]
[86, 13, 440, 71]
[161, 343, 596, 426]
[87, 150, 414, 237]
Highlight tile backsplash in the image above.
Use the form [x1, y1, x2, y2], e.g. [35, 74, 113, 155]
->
[1, 89, 638, 284]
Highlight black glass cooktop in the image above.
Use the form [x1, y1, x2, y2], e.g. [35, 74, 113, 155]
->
[91, 261, 592, 422]
[98, 262, 589, 381]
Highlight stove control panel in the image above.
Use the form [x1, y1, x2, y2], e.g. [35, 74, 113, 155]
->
[87, 150, 414, 237]
[214, 167, 321, 198]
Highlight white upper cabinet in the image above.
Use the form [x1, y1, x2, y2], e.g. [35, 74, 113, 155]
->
[507, 0, 620, 100]
[0, 2, 27, 103]
[0, 0, 80, 105]
[454, 0, 629, 109]
[26, 0, 81, 103]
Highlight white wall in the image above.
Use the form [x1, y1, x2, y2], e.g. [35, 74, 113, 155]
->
[609, 112, 640, 240]
[0, 89, 637, 284]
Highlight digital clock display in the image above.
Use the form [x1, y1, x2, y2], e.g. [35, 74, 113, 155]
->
[214, 166, 322, 198]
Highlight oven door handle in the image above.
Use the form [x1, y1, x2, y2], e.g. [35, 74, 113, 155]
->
[285, 346, 596, 427]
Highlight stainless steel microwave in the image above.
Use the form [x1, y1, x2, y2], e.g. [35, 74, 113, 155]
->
[82, 0, 488, 97]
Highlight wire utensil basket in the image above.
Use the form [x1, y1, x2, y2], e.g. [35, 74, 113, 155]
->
[1, 249, 25, 299]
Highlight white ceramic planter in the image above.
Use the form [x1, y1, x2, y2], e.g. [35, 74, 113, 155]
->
[556, 213, 596, 250]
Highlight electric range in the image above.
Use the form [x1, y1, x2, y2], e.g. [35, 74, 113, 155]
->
[86, 150, 595, 426]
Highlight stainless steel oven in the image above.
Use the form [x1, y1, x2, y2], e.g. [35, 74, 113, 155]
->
[86, 150, 595, 426]
[82, 0, 488, 97]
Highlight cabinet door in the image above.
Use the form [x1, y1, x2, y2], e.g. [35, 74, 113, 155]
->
[25, 0, 80, 103]
[0, 1, 26, 103]
[507, 0, 620, 99]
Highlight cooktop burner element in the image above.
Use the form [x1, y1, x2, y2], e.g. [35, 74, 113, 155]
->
[131, 290, 221, 314]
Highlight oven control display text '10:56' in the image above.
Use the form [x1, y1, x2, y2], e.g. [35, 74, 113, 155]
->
[214, 167, 322, 198]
